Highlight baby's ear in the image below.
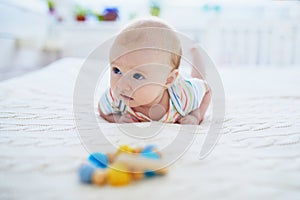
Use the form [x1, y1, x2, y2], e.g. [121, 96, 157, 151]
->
[165, 69, 179, 88]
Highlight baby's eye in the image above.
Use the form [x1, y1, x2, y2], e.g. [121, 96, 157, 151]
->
[112, 67, 121, 75]
[132, 73, 144, 80]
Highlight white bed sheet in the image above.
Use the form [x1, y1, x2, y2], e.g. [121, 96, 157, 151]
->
[0, 58, 299, 200]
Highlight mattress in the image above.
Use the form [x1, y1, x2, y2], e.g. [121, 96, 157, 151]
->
[0, 58, 299, 200]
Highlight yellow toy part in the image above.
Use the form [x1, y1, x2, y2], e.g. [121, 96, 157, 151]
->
[107, 163, 132, 186]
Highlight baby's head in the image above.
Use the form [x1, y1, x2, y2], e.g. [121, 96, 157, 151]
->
[109, 18, 182, 108]
[110, 18, 182, 70]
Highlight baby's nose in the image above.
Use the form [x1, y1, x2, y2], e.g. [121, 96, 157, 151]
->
[117, 77, 131, 91]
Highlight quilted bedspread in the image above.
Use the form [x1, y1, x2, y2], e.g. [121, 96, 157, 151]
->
[0, 58, 299, 200]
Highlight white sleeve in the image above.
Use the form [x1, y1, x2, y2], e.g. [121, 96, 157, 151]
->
[189, 78, 208, 110]
[98, 88, 123, 115]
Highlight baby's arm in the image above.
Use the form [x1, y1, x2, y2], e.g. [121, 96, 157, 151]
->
[177, 46, 211, 125]
[98, 105, 139, 123]
[177, 84, 211, 125]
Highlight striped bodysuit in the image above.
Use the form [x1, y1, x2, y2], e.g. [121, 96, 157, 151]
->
[99, 75, 208, 123]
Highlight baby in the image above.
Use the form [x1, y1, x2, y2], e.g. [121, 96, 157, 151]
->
[98, 18, 211, 124]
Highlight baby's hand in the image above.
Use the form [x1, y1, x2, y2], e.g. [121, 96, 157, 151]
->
[117, 113, 139, 123]
[177, 114, 200, 125]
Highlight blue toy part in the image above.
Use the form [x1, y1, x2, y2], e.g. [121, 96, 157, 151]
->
[142, 144, 156, 153]
[79, 164, 95, 183]
[144, 170, 156, 178]
[141, 145, 160, 160]
[141, 151, 160, 160]
[88, 153, 108, 168]
[103, 7, 119, 14]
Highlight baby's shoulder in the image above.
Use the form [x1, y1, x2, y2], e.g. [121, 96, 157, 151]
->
[172, 75, 204, 92]
[168, 75, 207, 113]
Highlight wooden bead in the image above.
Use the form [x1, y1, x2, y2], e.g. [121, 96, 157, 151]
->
[129, 167, 144, 180]
[107, 153, 117, 164]
[133, 146, 144, 154]
[131, 172, 144, 180]
[92, 170, 107, 186]
[155, 167, 169, 175]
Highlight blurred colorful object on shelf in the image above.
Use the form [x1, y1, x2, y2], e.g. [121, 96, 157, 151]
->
[102, 7, 119, 21]
[95, 7, 119, 21]
[74, 6, 119, 22]
[74, 6, 87, 21]
[150, 0, 160, 16]
[47, 0, 55, 14]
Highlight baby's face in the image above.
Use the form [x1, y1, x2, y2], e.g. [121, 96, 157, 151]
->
[110, 49, 173, 108]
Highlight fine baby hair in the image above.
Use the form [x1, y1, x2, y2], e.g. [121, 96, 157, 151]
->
[109, 17, 182, 70]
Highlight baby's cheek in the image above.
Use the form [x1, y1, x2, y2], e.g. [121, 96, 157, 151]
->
[110, 77, 118, 91]
[134, 85, 162, 102]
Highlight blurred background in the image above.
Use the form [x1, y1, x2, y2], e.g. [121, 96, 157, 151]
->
[0, 0, 299, 81]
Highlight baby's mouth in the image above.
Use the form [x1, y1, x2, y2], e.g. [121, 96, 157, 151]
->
[120, 94, 134, 101]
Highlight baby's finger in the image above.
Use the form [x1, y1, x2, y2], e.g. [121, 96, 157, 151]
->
[118, 115, 131, 123]
[175, 116, 181, 124]
[124, 113, 139, 122]
[181, 119, 190, 124]
[178, 116, 198, 125]
[178, 117, 188, 124]
[119, 117, 133, 123]
[122, 113, 139, 123]
[129, 115, 139, 122]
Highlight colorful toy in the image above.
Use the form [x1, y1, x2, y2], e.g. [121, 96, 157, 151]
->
[79, 145, 168, 187]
